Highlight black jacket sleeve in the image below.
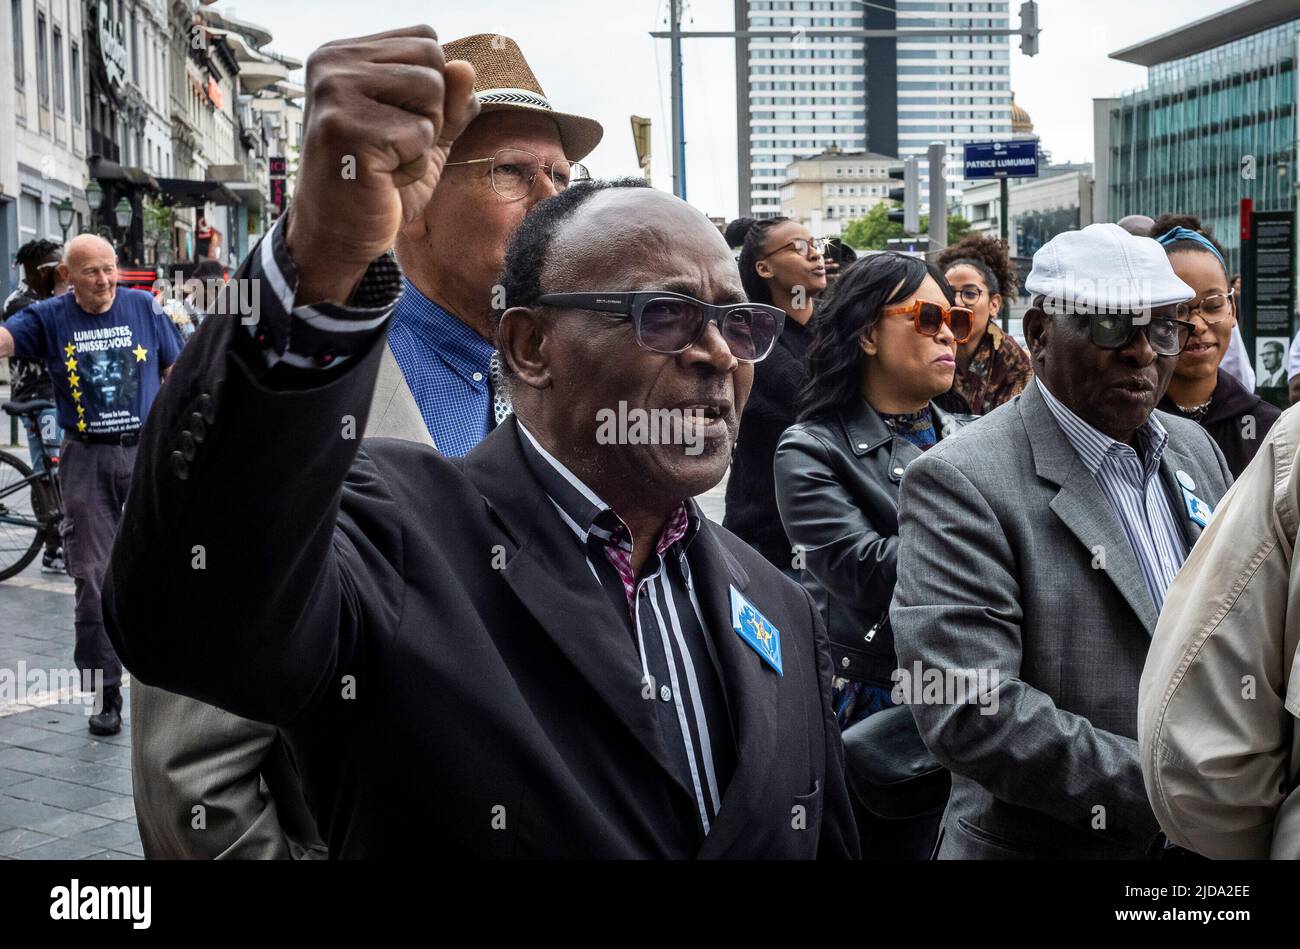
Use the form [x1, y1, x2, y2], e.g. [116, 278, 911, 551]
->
[103, 222, 405, 726]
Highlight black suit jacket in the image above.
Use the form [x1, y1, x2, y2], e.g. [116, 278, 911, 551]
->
[103, 305, 858, 859]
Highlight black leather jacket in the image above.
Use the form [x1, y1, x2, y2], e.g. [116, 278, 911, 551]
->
[774, 398, 974, 687]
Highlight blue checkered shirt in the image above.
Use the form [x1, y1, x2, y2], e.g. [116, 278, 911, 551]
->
[387, 278, 495, 457]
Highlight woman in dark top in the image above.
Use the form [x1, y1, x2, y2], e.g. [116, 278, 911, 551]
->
[722, 216, 828, 571]
[1152, 214, 1279, 477]
[774, 253, 973, 858]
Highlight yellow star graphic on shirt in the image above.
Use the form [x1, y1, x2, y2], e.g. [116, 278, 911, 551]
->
[76, 404, 84, 417]
[77, 419, 86, 433]
[68, 371, 80, 389]
[64, 356, 77, 372]
[64, 343, 75, 357]
[71, 387, 81, 403]
[133, 344, 148, 363]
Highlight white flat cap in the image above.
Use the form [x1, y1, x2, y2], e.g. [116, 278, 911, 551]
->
[1024, 222, 1195, 315]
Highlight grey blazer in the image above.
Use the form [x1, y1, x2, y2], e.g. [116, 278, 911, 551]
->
[890, 379, 1232, 860]
[131, 343, 430, 858]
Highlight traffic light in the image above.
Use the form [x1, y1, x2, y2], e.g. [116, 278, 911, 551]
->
[1019, 1, 1039, 57]
[887, 156, 920, 234]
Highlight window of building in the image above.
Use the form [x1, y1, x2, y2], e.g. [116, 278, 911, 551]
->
[131, 11, 140, 83]
[52, 26, 64, 115]
[71, 42, 82, 124]
[11, 0, 24, 89]
[36, 12, 49, 106]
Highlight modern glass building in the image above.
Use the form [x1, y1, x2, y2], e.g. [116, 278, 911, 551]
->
[1097, 0, 1299, 275]
[736, 0, 1012, 217]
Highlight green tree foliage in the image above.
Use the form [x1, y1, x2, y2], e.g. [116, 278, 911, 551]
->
[841, 202, 973, 251]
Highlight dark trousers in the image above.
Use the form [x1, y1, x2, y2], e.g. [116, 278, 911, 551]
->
[59, 439, 135, 691]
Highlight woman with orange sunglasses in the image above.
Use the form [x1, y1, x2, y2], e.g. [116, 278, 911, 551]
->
[774, 252, 975, 860]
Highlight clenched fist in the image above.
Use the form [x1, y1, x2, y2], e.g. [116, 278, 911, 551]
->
[287, 26, 479, 305]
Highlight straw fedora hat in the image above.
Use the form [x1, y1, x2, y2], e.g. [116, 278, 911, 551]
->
[442, 33, 604, 162]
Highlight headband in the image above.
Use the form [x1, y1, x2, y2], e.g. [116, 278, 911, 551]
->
[1155, 226, 1225, 267]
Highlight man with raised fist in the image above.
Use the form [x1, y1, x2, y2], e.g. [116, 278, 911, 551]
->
[104, 26, 856, 859]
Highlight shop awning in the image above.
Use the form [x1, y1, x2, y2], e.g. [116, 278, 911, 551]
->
[154, 177, 241, 207]
[88, 157, 159, 190]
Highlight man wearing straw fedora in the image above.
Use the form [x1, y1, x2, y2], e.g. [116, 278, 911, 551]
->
[128, 31, 603, 859]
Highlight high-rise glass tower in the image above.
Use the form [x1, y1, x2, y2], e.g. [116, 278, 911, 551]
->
[894, 0, 1013, 201]
[741, 0, 868, 217]
[736, 0, 1013, 218]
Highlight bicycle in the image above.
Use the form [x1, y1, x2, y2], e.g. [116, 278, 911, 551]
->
[0, 398, 63, 581]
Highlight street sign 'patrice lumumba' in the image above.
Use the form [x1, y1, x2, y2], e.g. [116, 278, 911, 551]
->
[963, 141, 1039, 180]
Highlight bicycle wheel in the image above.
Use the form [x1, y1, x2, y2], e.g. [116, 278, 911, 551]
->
[0, 450, 47, 581]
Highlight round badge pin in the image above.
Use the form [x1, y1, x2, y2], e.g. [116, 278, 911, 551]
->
[1176, 470, 1195, 491]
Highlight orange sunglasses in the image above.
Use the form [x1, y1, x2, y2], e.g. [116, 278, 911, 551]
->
[881, 299, 975, 344]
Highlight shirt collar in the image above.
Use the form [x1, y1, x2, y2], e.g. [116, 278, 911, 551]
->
[392, 277, 494, 382]
[515, 421, 699, 555]
[1035, 377, 1169, 476]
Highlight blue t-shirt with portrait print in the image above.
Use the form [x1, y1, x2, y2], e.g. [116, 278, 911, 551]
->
[5, 287, 183, 436]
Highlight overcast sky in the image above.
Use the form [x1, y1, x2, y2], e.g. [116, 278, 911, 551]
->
[226, 0, 1239, 220]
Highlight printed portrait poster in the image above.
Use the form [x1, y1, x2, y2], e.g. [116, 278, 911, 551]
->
[1255, 336, 1290, 388]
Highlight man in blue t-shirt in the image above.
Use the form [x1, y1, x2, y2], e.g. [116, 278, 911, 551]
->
[0, 234, 182, 735]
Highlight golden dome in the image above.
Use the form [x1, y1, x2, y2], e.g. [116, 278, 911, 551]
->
[1011, 92, 1034, 136]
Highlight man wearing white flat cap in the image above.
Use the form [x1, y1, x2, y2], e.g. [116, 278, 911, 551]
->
[891, 223, 1232, 859]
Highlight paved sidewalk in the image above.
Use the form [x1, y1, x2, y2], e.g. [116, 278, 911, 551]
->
[0, 530, 140, 860]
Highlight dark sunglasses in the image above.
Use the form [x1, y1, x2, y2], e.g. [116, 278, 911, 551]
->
[537, 291, 786, 363]
[1086, 313, 1196, 356]
[882, 299, 975, 345]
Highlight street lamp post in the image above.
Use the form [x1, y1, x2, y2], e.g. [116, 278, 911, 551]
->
[56, 197, 75, 243]
[113, 198, 134, 262]
[85, 179, 105, 239]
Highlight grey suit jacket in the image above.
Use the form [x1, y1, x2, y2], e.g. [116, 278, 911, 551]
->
[132, 343, 428, 858]
[890, 379, 1232, 859]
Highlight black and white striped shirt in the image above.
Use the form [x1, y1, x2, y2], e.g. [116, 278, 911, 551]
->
[516, 423, 737, 838]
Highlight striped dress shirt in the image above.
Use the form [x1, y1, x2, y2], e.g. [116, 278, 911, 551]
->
[1036, 379, 1188, 613]
[516, 423, 737, 838]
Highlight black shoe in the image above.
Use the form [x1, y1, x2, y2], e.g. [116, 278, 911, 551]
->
[89, 685, 122, 736]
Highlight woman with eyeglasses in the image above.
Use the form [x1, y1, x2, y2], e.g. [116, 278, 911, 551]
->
[773, 252, 974, 858]
[722, 217, 829, 573]
[1151, 214, 1279, 477]
[935, 235, 1032, 415]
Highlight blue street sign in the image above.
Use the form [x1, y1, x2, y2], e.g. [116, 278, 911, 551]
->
[963, 140, 1039, 180]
